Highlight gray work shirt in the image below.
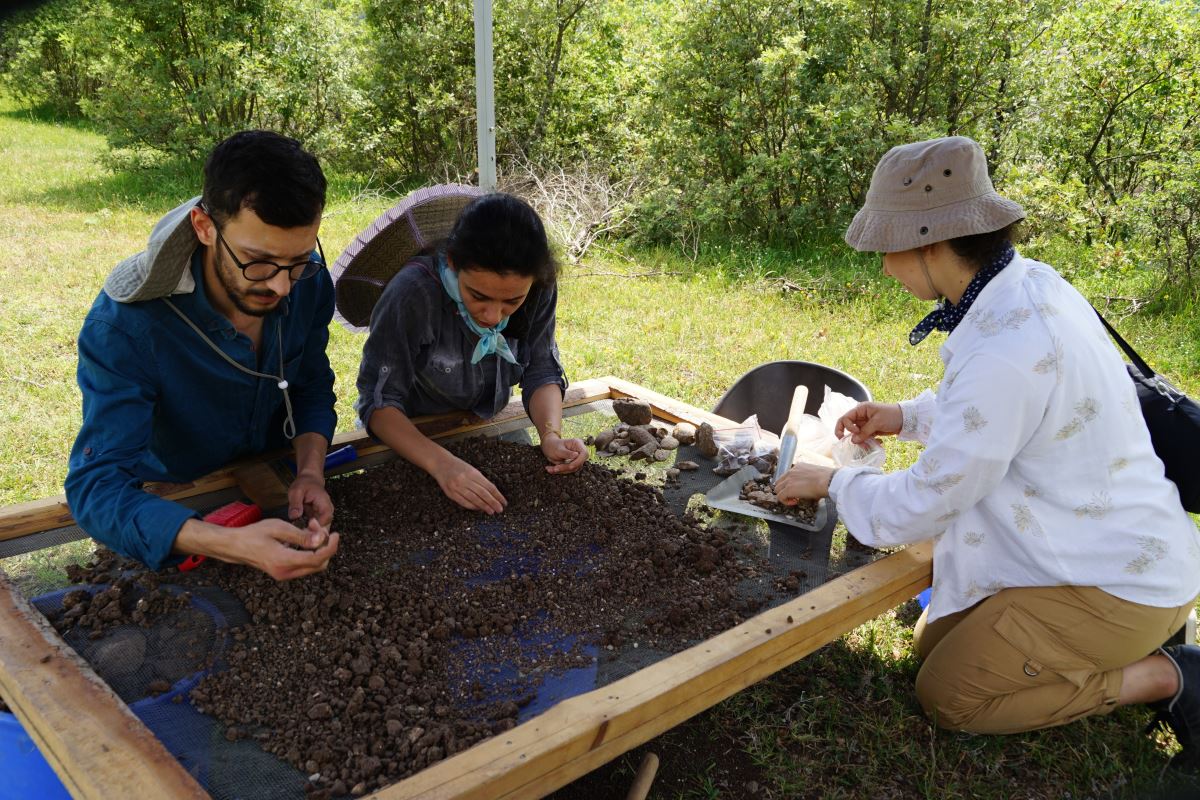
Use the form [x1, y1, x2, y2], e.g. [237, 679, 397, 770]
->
[354, 256, 567, 428]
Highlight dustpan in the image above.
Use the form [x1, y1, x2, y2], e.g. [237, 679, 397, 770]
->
[705, 464, 829, 532]
[704, 385, 828, 532]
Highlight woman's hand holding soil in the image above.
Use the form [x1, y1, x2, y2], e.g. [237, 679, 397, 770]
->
[836, 401, 903, 444]
[539, 433, 589, 474]
[433, 453, 508, 514]
[774, 463, 837, 503]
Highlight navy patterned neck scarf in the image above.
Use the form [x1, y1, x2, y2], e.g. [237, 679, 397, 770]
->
[909, 244, 1015, 346]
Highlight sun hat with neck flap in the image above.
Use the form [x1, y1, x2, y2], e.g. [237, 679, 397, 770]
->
[330, 183, 484, 332]
[844, 136, 1025, 254]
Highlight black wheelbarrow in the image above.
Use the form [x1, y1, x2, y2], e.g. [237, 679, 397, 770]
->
[712, 360, 872, 433]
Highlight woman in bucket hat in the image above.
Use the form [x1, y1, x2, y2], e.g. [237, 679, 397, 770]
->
[333, 188, 587, 514]
[774, 136, 1200, 759]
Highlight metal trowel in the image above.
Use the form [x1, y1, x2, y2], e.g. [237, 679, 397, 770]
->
[703, 385, 828, 531]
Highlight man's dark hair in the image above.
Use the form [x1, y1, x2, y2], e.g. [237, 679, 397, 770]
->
[947, 222, 1021, 272]
[446, 193, 558, 286]
[201, 130, 326, 228]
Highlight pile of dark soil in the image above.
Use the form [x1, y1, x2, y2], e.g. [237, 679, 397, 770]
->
[51, 438, 773, 797]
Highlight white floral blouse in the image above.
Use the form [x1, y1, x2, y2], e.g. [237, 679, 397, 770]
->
[829, 254, 1200, 622]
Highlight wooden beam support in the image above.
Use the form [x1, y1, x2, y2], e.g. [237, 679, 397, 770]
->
[0, 568, 210, 800]
[370, 541, 933, 799]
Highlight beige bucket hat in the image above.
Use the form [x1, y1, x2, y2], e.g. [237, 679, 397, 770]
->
[330, 184, 484, 332]
[103, 197, 202, 302]
[844, 136, 1024, 253]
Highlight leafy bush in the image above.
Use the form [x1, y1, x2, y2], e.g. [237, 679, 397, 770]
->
[1, 0, 105, 117]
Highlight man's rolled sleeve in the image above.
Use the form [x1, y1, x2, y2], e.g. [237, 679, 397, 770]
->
[518, 284, 567, 415]
[65, 319, 198, 569]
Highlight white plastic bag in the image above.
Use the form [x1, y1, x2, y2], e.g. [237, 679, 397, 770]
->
[818, 386, 859, 432]
[831, 432, 887, 468]
[793, 414, 836, 458]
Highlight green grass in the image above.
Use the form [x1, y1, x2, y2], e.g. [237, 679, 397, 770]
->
[2, 93, 1199, 798]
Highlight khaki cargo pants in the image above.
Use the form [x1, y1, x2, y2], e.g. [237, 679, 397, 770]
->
[914, 585, 1194, 734]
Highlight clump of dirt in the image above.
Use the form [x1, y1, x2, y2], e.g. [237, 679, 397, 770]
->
[41, 569, 217, 702]
[739, 475, 819, 525]
[58, 438, 772, 797]
[49, 573, 191, 638]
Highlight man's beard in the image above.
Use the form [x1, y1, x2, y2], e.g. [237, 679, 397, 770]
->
[215, 249, 280, 317]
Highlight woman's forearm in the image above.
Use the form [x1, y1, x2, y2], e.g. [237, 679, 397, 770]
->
[528, 383, 564, 440]
[367, 406, 454, 475]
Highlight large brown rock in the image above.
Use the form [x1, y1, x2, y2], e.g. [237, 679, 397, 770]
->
[696, 422, 719, 458]
[612, 397, 653, 426]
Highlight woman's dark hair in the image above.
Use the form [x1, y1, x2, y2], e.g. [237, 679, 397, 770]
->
[202, 130, 326, 228]
[446, 193, 558, 286]
[946, 222, 1021, 272]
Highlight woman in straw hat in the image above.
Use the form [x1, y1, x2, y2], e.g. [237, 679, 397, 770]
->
[336, 189, 587, 515]
[773, 136, 1200, 760]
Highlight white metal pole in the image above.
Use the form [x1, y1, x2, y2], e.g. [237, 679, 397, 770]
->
[473, 0, 497, 192]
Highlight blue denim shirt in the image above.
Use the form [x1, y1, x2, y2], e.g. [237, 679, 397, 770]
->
[65, 252, 337, 569]
[354, 256, 566, 427]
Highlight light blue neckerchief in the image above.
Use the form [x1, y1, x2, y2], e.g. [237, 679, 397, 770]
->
[437, 254, 519, 365]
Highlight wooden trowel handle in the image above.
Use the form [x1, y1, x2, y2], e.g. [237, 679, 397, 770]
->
[773, 385, 810, 484]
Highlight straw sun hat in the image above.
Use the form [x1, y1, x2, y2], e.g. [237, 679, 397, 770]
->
[844, 136, 1025, 253]
[330, 184, 484, 332]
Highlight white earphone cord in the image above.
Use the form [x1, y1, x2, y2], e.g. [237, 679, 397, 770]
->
[162, 298, 296, 440]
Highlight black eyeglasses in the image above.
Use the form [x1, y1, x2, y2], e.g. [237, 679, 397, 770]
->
[209, 216, 325, 282]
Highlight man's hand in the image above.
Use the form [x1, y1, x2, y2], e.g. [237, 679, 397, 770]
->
[175, 516, 339, 581]
[836, 402, 903, 444]
[288, 471, 333, 526]
[539, 433, 589, 475]
[233, 518, 340, 581]
[774, 463, 838, 504]
[432, 454, 507, 515]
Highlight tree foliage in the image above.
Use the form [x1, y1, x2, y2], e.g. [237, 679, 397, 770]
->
[3, 0, 1200, 288]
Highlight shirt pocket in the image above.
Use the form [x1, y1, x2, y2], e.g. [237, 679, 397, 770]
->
[991, 602, 1095, 688]
[418, 352, 476, 410]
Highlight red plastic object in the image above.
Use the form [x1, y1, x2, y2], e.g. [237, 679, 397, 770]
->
[179, 501, 264, 572]
[204, 501, 263, 528]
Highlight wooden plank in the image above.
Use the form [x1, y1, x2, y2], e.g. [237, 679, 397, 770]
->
[0, 567, 210, 800]
[0, 380, 615, 543]
[603, 376, 735, 427]
[370, 541, 933, 799]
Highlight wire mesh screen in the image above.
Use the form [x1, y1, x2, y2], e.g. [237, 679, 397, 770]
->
[2, 405, 890, 798]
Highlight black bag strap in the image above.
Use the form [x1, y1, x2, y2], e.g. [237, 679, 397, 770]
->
[1091, 304, 1155, 379]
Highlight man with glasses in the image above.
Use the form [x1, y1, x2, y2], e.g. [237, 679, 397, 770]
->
[65, 130, 340, 581]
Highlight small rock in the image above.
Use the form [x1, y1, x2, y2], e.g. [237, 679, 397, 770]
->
[612, 397, 653, 426]
[672, 422, 697, 446]
[628, 442, 657, 461]
[307, 702, 333, 721]
[696, 422, 718, 458]
[676, 460, 699, 471]
[658, 435, 680, 451]
[627, 426, 657, 449]
[593, 429, 616, 451]
[666, 468, 680, 479]
[652, 449, 670, 462]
